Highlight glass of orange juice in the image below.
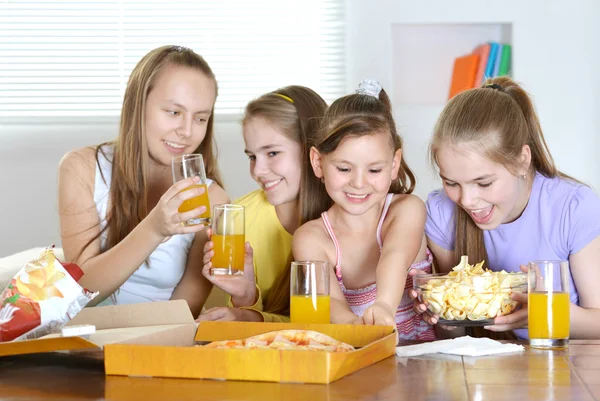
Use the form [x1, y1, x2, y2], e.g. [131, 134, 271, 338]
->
[210, 204, 245, 276]
[528, 260, 570, 349]
[171, 154, 211, 226]
[290, 261, 330, 324]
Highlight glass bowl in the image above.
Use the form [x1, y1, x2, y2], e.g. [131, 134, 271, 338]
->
[413, 271, 527, 326]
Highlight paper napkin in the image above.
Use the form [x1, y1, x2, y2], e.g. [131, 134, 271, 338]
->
[395, 336, 524, 357]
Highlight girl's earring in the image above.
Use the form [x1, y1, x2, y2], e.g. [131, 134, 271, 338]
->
[521, 173, 527, 179]
[320, 177, 325, 183]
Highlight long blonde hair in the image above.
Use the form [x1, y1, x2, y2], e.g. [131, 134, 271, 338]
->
[97, 45, 223, 251]
[304, 86, 416, 220]
[242, 85, 327, 316]
[430, 76, 570, 264]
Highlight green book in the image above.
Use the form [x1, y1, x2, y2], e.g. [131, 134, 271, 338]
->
[499, 44, 512, 76]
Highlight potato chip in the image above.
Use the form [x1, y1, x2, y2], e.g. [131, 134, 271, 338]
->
[416, 255, 526, 322]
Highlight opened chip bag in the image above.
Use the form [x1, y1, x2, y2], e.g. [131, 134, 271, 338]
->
[416, 256, 527, 321]
[0, 247, 97, 342]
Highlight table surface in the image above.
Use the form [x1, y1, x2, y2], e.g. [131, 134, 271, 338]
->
[1, 340, 600, 401]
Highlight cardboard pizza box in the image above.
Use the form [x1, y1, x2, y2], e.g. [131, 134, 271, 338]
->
[1, 299, 396, 384]
[0, 300, 197, 357]
[104, 319, 396, 384]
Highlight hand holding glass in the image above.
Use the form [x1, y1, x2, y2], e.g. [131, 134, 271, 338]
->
[210, 204, 245, 276]
[171, 154, 211, 226]
[528, 260, 570, 349]
[290, 261, 331, 324]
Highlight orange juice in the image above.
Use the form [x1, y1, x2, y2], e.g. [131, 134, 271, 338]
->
[211, 234, 245, 275]
[529, 291, 570, 339]
[178, 184, 210, 224]
[290, 295, 331, 324]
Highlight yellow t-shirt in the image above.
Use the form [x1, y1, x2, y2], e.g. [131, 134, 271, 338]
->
[234, 189, 292, 322]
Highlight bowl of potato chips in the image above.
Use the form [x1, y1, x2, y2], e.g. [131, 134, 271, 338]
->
[413, 256, 527, 326]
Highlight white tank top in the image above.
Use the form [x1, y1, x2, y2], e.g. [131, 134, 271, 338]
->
[94, 145, 212, 305]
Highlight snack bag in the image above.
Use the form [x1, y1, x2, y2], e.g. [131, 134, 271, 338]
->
[0, 247, 97, 342]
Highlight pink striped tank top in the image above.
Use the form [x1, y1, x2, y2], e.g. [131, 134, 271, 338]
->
[321, 193, 437, 340]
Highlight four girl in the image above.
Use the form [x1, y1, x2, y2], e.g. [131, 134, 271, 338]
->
[59, 45, 600, 340]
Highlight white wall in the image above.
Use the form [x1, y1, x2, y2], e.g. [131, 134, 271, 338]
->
[2, 0, 599, 256]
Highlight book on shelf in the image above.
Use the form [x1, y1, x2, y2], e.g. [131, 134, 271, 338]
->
[498, 44, 512, 76]
[448, 41, 512, 99]
[492, 44, 503, 78]
[448, 53, 480, 100]
[484, 42, 500, 81]
[473, 43, 491, 86]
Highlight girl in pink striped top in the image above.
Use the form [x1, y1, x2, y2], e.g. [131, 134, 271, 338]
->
[292, 80, 436, 341]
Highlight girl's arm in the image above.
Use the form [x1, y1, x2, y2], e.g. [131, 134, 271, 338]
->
[367, 195, 427, 325]
[171, 184, 229, 317]
[493, 236, 600, 337]
[427, 240, 455, 274]
[493, 186, 600, 337]
[292, 222, 359, 324]
[565, 235, 600, 338]
[59, 148, 208, 305]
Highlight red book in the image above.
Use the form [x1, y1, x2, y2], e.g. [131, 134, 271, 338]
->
[472, 44, 491, 87]
[448, 53, 480, 100]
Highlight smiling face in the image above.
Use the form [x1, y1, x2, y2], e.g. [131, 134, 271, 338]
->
[311, 131, 401, 216]
[436, 143, 532, 229]
[144, 64, 216, 168]
[243, 116, 303, 207]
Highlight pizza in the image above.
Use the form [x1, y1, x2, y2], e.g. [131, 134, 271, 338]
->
[202, 330, 355, 352]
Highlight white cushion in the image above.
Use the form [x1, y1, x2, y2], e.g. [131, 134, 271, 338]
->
[0, 247, 65, 291]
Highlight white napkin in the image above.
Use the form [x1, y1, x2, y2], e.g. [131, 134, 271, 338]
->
[395, 336, 524, 357]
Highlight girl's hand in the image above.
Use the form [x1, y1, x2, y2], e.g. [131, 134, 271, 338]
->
[147, 176, 208, 238]
[485, 291, 528, 331]
[196, 306, 263, 322]
[485, 264, 529, 332]
[362, 302, 396, 327]
[408, 268, 439, 325]
[202, 232, 257, 307]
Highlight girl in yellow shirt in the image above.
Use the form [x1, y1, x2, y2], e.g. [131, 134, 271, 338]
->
[198, 86, 327, 322]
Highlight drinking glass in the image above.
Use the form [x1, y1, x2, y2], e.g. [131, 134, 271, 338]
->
[210, 204, 245, 276]
[528, 260, 570, 349]
[171, 154, 211, 226]
[290, 261, 330, 324]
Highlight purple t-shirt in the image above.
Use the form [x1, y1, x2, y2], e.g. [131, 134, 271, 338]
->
[426, 172, 600, 338]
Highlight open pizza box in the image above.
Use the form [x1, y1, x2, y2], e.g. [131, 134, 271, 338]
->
[0, 299, 397, 384]
[0, 300, 197, 358]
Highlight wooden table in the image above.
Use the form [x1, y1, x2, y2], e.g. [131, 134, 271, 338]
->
[1, 340, 599, 401]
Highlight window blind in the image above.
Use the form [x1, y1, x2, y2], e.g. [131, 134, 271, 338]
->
[0, 0, 345, 118]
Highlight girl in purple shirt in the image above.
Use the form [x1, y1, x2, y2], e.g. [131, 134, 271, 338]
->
[417, 77, 600, 339]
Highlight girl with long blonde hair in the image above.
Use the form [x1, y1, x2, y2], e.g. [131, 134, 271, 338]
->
[418, 77, 600, 339]
[198, 85, 327, 321]
[58, 45, 229, 316]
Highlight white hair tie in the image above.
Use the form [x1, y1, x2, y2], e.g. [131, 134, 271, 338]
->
[356, 79, 382, 98]
[171, 45, 192, 53]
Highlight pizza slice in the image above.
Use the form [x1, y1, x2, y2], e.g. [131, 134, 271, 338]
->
[201, 330, 355, 352]
[202, 339, 245, 349]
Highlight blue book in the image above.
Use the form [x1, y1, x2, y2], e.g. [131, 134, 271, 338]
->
[493, 44, 504, 77]
[484, 42, 499, 81]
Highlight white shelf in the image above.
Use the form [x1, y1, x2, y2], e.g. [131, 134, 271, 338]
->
[391, 23, 512, 106]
